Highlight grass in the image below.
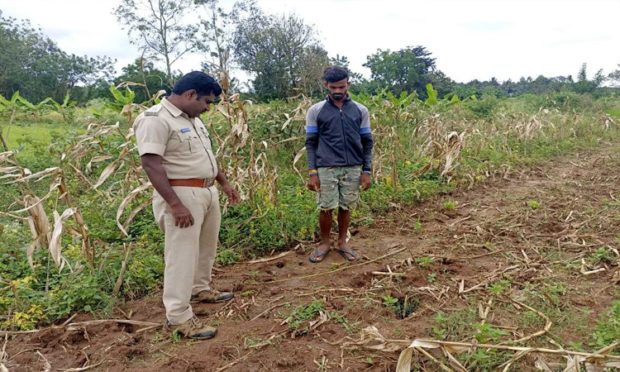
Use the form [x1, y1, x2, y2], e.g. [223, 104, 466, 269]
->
[442, 200, 457, 211]
[415, 256, 434, 268]
[1, 123, 69, 149]
[527, 200, 540, 210]
[280, 298, 324, 331]
[593, 301, 620, 348]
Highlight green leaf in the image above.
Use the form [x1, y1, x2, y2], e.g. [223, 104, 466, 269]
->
[425, 83, 438, 106]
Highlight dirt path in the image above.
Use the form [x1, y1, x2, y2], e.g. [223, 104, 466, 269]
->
[7, 144, 620, 371]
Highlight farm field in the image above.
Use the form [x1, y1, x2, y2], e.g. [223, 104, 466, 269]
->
[5, 141, 620, 371]
[1, 91, 619, 371]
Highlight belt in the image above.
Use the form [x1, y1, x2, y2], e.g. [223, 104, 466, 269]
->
[168, 178, 214, 187]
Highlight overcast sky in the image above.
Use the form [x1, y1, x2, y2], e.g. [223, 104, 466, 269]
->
[1, 0, 619, 83]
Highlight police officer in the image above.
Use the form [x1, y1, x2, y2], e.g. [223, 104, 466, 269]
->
[133, 71, 240, 339]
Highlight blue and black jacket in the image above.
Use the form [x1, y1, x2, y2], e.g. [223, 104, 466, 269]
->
[305, 95, 373, 172]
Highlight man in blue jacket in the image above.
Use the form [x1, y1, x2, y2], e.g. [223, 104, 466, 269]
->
[305, 66, 373, 263]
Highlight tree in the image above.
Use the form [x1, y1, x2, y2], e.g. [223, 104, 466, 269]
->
[194, 0, 258, 93]
[426, 71, 454, 98]
[114, 58, 172, 103]
[0, 16, 114, 103]
[608, 64, 620, 88]
[233, 11, 329, 100]
[114, 0, 198, 85]
[298, 45, 330, 97]
[573, 63, 605, 94]
[363, 46, 436, 97]
[329, 54, 363, 83]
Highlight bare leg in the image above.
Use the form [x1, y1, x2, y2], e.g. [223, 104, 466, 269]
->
[318, 209, 333, 254]
[337, 207, 350, 250]
[336, 207, 359, 261]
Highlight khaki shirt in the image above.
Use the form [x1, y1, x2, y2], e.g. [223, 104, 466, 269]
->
[133, 98, 218, 180]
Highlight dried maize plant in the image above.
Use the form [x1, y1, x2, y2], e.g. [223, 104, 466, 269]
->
[388, 125, 399, 188]
[366, 96, 408, 186]
[64, 120, 152, 237]
[345, 326, 620, 372]
[210, 87, 278, 206]
[246, 140, 279, 210]
[210, 93, 252, 201]
[0, 151, 50, 268]
[601, 113, 616, 130]
[116, 181, 152, 237]
[511, 110, 554, 140]
[440, 131, 467, 180]
[414, 113, 467, 180]
[281, 95, 313, 132]
[289, 96, 322, 181]
[64, 121, 144, 195]
[0, 151, 93, 269]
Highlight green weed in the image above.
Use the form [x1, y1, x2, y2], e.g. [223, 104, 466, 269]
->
[592, 301, 620, 349]
[527, 200, 540, 209]
[427, 273, 437, 283]
[415, 256, 434, 268]
[475, 323, 509, 343]
[590, 248, 614, 264]
[281, 299, 324, 331]
[329, 311, 353, 332]
[442, 200, 457, 210]
[381, 294, 398, 307]
[488, 279, 511, 295]
[216, 249, 242, 266]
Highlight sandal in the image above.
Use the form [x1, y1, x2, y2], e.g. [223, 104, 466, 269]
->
[335, 247, 360, 262]
[309, 247, 330, 263]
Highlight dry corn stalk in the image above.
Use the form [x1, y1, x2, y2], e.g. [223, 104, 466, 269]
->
[24, 194, 50, 269]
[344, 326, 620, 372]
[281, 96, 312, 131]
[49, 208, 77, 271]
[440, 131, 466, 179]
[1, 153, 93, 267]
[116, 182, 152, 236]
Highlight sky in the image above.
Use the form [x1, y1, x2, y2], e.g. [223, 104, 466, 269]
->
[0, 0, 619, 84]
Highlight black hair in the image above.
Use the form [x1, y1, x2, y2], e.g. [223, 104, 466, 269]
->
[172, 71, 222, 97]
[323, 66, 349, 82]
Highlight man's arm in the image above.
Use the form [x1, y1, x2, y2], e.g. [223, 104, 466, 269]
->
[141, 154, 194, 228]
[215, 168, 240, 204]
[305, 105, 320, 191]
[360, 105, 373, 191]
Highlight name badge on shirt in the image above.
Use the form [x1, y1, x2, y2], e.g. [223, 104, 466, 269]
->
[180, 128, 191, 133]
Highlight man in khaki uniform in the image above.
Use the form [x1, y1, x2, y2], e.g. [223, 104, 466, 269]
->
[133, 71, 240, 339]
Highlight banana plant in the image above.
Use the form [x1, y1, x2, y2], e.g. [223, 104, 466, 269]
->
[16, 95, 54, 121]
[0, 94, 9, 115]
[424, 84, 462, 108]
[0, 92, 24, 146]
[48, 92, 76, 122]
[107, 85, 148, 124]
[107, 85, 136, 111]
[0, 92, 21, 124]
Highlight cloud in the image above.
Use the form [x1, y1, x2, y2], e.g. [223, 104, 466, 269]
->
[1, 0, 618, 83]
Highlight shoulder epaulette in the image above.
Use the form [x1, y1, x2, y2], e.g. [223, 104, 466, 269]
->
[144, 104, 163, 117]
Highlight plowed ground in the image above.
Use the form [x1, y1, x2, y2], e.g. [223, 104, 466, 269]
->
[7, 144, 620, 371]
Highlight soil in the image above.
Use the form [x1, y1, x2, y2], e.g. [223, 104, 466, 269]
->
[5, 144, 620, 371]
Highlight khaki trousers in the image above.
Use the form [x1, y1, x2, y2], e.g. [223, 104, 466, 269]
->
[152, 185, 221, 325]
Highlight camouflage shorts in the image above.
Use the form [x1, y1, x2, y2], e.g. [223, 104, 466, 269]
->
[317, 166, 362, 210]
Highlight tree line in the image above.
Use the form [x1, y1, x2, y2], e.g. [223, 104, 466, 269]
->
[1, 0, 619, 104]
